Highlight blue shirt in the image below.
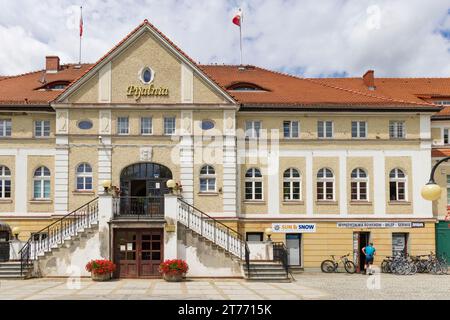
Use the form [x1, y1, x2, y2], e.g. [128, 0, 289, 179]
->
[365, 245, 375, 257]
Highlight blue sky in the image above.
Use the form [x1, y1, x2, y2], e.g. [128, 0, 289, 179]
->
[0, 0, 449, 77]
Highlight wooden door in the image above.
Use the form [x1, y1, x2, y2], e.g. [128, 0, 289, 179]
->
[114, 229, 164, 278]
[139, 229, 163, 277]
[115, 230, 138, 278]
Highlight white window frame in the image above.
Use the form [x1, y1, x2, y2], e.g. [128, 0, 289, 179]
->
[443, 128, 450, 145]
[283, 168, 301, 201]
[76, 163, 93, 191]
[140, 117, 153, 135]
[0, 166, 11, 199]
[0, 119, 12, 137]
[34, 120, 51, 138]
[33, 166, 51, 200]
[199, 165, 216, 193]
[389, 168, 407, 202]
[245, 121, 262, 139]
[164, 117, 176, 135]
[351, 121, 367, 139]
[389, 121, 406, 139]
[317, 121, 333, 139]
[317, 168, 335, 201]
[245, 168, 263, 201]
[283, 121, 300, 139]
[117, 117, 129, 135]
[350, 168, 369, 201]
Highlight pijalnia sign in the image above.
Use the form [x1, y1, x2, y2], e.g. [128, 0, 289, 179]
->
[127, 85, 169, 100]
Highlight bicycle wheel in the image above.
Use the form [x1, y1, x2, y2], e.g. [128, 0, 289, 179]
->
[440, 262, 448, 275]
[344, 261, 356, 274]
[321, 260, 336, 273]
[408, 263, 417, 275]
[381, 260, 389, 273]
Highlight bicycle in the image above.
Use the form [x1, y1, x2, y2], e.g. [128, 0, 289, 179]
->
[321, 253, 356, 274]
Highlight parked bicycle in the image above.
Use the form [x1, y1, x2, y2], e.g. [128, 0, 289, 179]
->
[321, 253, 356, 274]
[381, 251, 448, 275]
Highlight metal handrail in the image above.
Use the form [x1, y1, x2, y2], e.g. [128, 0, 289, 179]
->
[19, 197, 99, 276]
[177, 198, 250, 276]
[273, 241, 290, 278]
[115, 196, 164, 219]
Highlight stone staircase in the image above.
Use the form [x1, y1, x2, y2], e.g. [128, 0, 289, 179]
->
[0, 261, 32, 279]
[244, 261, 291, 282]
[177, 199, 291, 281]
[18, 198, 99, 278]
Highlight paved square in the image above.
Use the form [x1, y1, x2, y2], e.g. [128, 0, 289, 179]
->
[0, 272, 449, 300]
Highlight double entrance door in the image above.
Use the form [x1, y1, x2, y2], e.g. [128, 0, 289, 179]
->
[114, 229, 163, 278]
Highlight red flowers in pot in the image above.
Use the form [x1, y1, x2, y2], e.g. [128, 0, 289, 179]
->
[85, 259, 116, 281]
[159, 259, 189, 281]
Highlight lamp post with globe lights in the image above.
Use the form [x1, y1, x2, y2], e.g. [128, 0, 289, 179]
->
[421, 156, 450, 201]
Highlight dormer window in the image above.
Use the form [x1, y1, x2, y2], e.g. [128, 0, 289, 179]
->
[37, 81, 70, 91]
[227, 82, 266, 91]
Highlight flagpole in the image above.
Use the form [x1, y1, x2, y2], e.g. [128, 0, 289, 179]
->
[239, 8, 243, 66]
[239, 23, 242, 65]
[79, 6, 83, 65]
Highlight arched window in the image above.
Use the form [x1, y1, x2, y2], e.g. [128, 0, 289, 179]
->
[317, 168, 334, 201]
[351, 168, 368, 201]
[0, 166, 11, 198]
[76, 163, 93, 191]
[389, 168, 407, 201]
[199, 165, 216, 192]
[245, 168, 263, 200]
[283, 168, 301, 201]
[33, 166, 51, 199]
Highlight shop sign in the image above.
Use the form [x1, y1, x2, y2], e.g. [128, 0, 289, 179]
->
[336, 222, 421, 229]
[272, 223, 316, 233]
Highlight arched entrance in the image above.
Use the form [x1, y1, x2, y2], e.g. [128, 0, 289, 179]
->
[118, 162, 172, 218]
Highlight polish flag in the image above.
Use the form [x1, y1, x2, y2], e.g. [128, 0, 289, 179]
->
[232, 9, 242, 27]
[79, 8, 84, 37]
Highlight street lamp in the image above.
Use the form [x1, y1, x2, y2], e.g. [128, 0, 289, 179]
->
[265, 227, 273, 241]
[102, 180, 112, 194]
[421, 156, 450, 201]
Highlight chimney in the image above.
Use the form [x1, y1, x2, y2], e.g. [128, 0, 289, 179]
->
[363, 70, 375, 90]
[46, 56, 60, 73]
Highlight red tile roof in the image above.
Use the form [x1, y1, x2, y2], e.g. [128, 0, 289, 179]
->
[0, 20, 447, 114]
[0, 64, 91, 105]
[200, 65, 441, 109]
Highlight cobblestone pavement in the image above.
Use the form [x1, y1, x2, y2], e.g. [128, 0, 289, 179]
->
[0, 272, 448, 300]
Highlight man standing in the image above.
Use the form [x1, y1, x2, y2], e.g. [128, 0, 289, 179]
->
[362, 242, 376, 275]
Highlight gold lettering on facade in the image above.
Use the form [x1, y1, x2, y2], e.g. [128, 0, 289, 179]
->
[127, 85, 169, 100]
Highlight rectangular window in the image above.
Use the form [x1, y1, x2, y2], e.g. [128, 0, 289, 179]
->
[200, 178, 216, 192]
[444, 129, 449, 144]
[117, 117, 129, 135]
[392, 233, 408, 256]
[389, 121, 405, 139]
[34, 180, 50, 199]
[246, 232, 264, 242]
[245, 181, 263, 200]
[35, 120, 51, 137]
[351, 121, 367, 138]
[0, 119, 12, 137]
[164, 117, 176, 135]
[141, 117, 152, 135]
[283, 121, 299, 138]
[317, 181, 334, 200]
[318, 121, 333, 138]
[245, 121, 261, 139]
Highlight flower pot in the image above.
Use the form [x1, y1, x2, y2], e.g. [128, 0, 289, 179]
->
[91, 272, 112, 282]
[163, 273, 184, 282]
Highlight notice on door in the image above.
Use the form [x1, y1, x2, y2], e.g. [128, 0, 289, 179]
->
[272, 223, 316, 233]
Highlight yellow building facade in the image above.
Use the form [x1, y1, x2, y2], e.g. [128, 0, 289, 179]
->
[0, 20, 445, 277]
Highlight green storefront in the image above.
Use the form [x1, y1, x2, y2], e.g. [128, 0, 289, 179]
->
[436, 221, 450, 259]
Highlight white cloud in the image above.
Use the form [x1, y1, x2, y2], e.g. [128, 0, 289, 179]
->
[0, 0, 449, 77]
